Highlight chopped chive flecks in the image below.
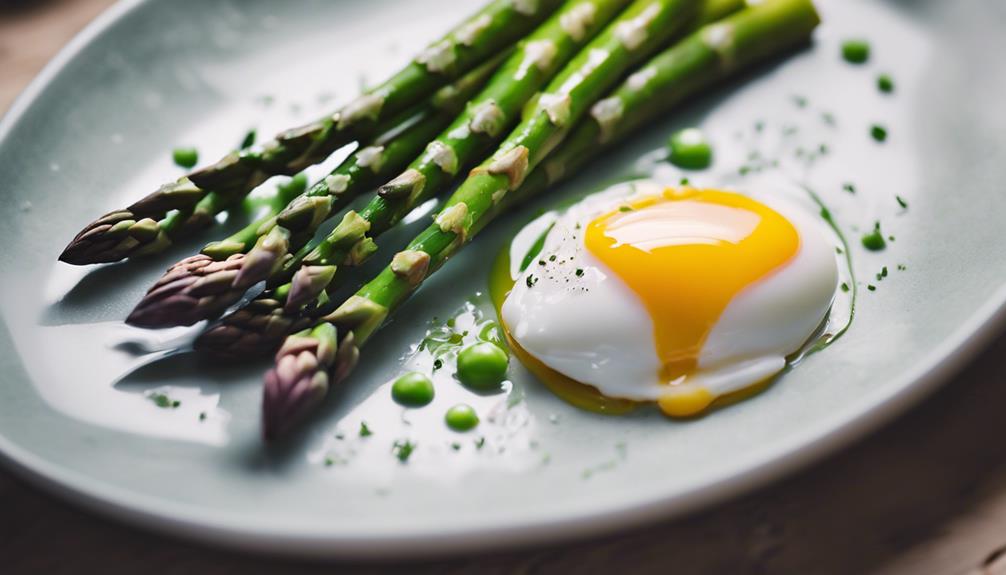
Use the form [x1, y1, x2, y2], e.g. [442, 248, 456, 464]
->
[239, 129, 257, 150]
[359, 421, 373, 437]
[393, 440, 416, 463]
[149, 393, 180, 409]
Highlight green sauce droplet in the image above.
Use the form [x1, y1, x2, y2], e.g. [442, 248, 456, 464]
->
[456, 342, 509, 390]
[870, 124, 888, 142]
[841, 39, 871, 64]
[391, 372, 435, 407]
[877, 74, 895, 93]
[667, 128, 713, 170]
[172, 147, 199, 169]
[861, 222, 887, 251]
[445, 404, 479, 432]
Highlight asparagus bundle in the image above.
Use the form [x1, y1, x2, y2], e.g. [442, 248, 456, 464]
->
[261, 0, 822, 440]
[240, 0, 633, 287]
[195, 0, 749, 358]
[59, 0, 564, 266]
[262, 0, 709, 439]
[126, 59, 501, 328]
[129, 0, 633, 331]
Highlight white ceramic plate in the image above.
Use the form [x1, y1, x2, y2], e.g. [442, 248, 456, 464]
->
[1, 0, 1004, 558]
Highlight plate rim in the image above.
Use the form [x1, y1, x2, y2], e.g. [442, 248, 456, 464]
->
[2, 0, 1005, 559]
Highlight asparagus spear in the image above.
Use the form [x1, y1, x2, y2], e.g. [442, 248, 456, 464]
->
[124, 60, 499, 328]
[59, 0, 563, 266]
[133, 0, 630, 330]
[61, 56, 503, 267]
[261, 0, 822, 439]
[59, 179, 202, 265]
[195, 0, 749, 358]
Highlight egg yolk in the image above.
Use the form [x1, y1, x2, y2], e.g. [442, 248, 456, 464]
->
[585, 188, 800, 385]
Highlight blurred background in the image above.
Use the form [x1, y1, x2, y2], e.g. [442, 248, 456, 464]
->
[0, 0, 114, 110]
[1, 1, 1006, 573]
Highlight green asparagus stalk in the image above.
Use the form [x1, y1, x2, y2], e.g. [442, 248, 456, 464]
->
[58, 95, 432, 268]
[125, 60, 501, 329]
[299, 0, 705, 311]
[202, 55, 508, 263]
[281, 0, 747, 297]
[238, 0, 632, 288]
[194, 0, 749, 358]
[59, 0, 563, 266]
[134, 0, 629, 331]
[260, 0, 822, 439]
[196, 0, 635, 352]
[299, 0, 700, 281]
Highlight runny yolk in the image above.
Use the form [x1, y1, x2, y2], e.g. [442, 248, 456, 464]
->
[584, 188, 800, 383]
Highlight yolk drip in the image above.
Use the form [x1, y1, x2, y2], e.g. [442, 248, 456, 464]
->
[584, 188, 800, 383]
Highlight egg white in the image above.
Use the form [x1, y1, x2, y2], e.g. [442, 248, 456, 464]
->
[501, 179, 839, 402]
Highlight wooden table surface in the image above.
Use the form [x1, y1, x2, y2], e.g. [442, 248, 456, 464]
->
[3, 2, 1006, 574]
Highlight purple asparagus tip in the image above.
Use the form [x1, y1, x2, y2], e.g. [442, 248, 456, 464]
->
[285, 265, 337, 311]
[261, 324, 358, 441]
[192, 296, 311, 359]
[126, 253, 247, 328]
[59, 211, 167, 265]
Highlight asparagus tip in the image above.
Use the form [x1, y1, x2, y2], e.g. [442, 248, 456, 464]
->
[285, 265, 337, 311]
[261, 326, 335, 440]
[260, 324, 361, 441]
[126, 253, 247, 328]
[233, 228, 290, 288]
[60, 211, 164, 265]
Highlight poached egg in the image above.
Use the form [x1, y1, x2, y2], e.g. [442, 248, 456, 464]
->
[499, 180, 839, 416]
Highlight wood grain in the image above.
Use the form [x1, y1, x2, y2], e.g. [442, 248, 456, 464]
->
[2, 2, 1006, 573]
